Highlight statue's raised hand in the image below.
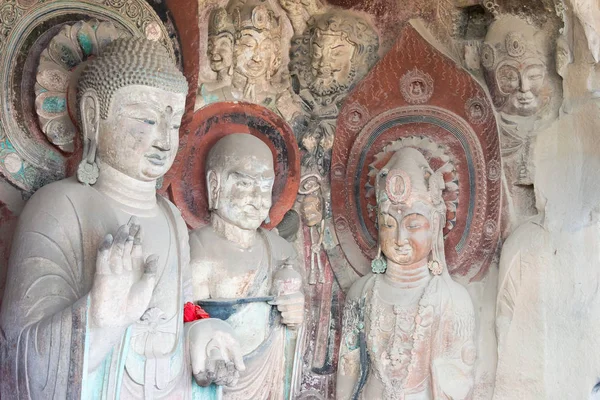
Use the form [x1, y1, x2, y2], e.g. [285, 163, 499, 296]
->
[90, 217, 158, 329]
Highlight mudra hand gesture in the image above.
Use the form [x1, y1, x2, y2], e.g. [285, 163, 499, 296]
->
[89, 217, 158, 329]
[186, 318, 246, 387]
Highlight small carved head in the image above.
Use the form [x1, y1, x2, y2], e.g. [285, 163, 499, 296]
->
[206, 133, 275, 230]
[481, 15, 553, 117]
[301, 193, 323, 227]
[374, 148, 447, 269]
[207, 8, 235, 75]
[306, 10, 378, 96]
[76, 37, 188, 182]
[228, 0, 282, 80]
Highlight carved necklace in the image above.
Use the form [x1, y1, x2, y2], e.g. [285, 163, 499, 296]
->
[367, 274, 436, 400]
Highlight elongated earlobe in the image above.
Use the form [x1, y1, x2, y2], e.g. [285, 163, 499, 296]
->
[207, 170, 221, 210]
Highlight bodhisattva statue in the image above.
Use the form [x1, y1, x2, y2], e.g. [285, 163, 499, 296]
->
[189, 133, 305, 400]
[0, 37, 244, 399]
[199, 8, 234, 95]
[196, 0, 299, 122]
[290, 10, 379, 172]
[337, 148, 476, 400]
[480, 15, 556, 232]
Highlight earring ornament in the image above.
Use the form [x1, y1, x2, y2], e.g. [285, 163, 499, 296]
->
[428, 260, 442, 275]
[371, 246, 387, 274]
[77, 160, 99, 185]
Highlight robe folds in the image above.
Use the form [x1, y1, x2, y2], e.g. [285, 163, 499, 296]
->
[0, 177, 192, 399]
[189, 226, 296, 400]
[340, 272, 476, 400]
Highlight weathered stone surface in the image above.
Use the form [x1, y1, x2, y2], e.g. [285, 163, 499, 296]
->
[0, 37, 243, 399]
[188, 133, 304, 399]
[337, 147, 476, 399]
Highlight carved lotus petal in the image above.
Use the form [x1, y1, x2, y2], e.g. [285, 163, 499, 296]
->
[34, 20, 130, 153]
[36, 64, 69, 92]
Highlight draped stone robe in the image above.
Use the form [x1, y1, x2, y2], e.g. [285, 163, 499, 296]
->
[339, 273, 476, 400]
[0, 177, 191, 399]
[189, 226, 296, 400]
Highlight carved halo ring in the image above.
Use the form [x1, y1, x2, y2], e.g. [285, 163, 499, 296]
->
[167, 102, 300, 230]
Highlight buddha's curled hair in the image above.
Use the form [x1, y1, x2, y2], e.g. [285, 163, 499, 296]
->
[77, 37, 189, 120]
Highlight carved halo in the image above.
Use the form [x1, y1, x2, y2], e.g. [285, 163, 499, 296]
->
[330, 24, 501, 284]
[0, 2, 176, 193]
[167, 102, 300, 230]
[34, 20, 129, 153]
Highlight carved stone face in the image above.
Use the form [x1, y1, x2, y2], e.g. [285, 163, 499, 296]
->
[97, 85, 185, 181]
[482, 17, 553, 118]
[208, 34, 233, 73]
[494, 58, 546, 116]
[212, 156, 275, 230]
[378, 205, 433, 266]
[234, 29, 275, 79]
[310, 31, 355, 92]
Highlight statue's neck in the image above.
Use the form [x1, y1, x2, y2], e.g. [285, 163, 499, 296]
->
[94, 159, 158, 216]
[384, 258, 431, 289]
[211, 213, 259, 249]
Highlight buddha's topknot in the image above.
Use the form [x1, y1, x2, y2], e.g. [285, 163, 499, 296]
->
[77, 37, 189, 119]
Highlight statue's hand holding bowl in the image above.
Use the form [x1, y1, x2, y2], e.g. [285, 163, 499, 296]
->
[90, 217, 158, 330]
[186, 318, 245, 387]
[269, 292, 305, 329]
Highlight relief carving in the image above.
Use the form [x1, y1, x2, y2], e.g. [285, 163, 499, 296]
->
[0, 0, 177, 193]
[480, 14, 560, 234]
[35, 19, 129, 153]
[196, 0, 299, 121]
[290, 10, 379, 173]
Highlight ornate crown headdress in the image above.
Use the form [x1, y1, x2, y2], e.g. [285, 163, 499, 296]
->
[368, 136, 459, 234]
[227, 0, 281, 37]
[480, 15, 549, 70]
[208, 7, 235, 37]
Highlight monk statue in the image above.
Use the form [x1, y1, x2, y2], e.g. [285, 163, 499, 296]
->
[0, 37, 244, 399]
[336, 147, 476, 400]
[189, 133, 305, 400]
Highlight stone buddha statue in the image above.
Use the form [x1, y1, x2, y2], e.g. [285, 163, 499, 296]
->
[0, 37, 243, 399]
[189, 133, 304, 400]
[336, 148, 476, 400]
[289, 10, 379, 172]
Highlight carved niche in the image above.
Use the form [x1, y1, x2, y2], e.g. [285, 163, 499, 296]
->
[296, 23, 501, 399]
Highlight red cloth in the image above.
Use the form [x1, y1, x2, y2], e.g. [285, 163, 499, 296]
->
[183, 302, 210, 323]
